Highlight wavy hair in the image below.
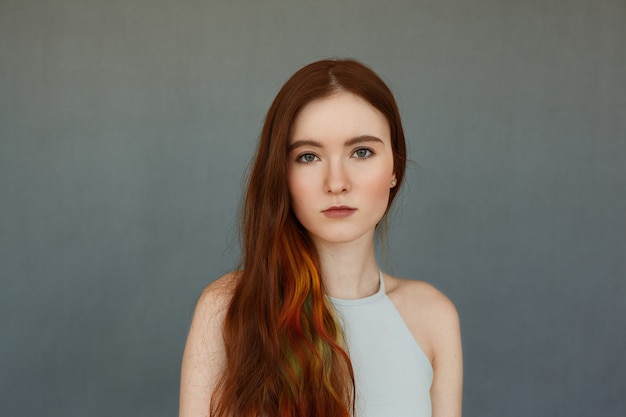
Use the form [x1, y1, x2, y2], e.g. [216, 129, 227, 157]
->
[211, 59, 407, 417]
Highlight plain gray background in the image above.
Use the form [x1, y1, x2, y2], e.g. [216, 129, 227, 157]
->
[1, 0, 625, 416]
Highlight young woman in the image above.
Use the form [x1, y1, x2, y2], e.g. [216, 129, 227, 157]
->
[180, 59, 463, 417]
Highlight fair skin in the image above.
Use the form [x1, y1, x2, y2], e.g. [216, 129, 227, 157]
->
[180, 92, 462, 417]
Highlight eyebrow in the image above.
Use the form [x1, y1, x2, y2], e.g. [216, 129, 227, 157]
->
[288, 135, 384, 151]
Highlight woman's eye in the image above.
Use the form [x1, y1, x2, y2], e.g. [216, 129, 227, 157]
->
[353, 148, 373, 159]
[297, 153, 318, 163]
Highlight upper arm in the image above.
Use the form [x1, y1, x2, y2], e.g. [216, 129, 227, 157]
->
[179, 275, 235, 417]
[388, 278, 463, 417]
[428, 292, 463, 417]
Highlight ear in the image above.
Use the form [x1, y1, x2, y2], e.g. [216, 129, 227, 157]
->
[390, 172, 397, 188]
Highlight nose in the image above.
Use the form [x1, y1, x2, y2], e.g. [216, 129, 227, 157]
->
[325, 160, 350, 194]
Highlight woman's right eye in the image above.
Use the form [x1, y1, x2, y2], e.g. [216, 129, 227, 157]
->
[297, 153, 319, 163]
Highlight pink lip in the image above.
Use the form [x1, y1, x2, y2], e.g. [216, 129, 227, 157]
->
[322, 205, 357, 219]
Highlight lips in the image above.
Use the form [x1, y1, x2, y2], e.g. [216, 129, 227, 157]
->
[322, 205, 357, 219]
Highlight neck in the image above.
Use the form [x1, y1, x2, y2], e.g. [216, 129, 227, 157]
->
[313, 232, 381, 299]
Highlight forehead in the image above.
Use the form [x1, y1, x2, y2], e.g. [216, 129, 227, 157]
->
[290, 92, 390, 144]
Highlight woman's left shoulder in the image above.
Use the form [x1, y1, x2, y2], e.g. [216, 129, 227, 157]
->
[383, 274, 461, 362]
[384, 274, 459, 320]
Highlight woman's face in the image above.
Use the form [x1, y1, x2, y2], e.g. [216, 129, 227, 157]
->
[287, 92, 396, 247]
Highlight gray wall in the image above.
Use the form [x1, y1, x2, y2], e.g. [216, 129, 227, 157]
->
[1, 0, 624, 416]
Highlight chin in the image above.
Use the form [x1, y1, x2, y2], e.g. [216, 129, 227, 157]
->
[309, 228, 376, 246]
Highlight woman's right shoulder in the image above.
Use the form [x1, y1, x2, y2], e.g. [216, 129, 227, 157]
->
[195, 271, 241, 318]
[180, 271, 241, 416]
[185, 271, 240, 349]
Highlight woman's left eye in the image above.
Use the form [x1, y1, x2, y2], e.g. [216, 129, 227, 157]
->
[353, 148, 373, 159]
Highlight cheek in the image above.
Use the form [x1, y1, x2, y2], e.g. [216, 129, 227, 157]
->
[361, 166, 393, 195]
[359, 168, 394, 216]
[369, 178, 393, 207]
[287, 170, 313, 215]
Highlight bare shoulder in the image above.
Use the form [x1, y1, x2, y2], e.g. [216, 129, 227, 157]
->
[383, 274, 460, 362]
[384, 274, 458, 320]
[196, 271, 239, 317]
[184, 271, 240, 357]
[384, 274, 463, 415]
[179, 271, 240, 417]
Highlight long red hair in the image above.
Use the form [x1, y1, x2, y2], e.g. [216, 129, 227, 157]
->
[211, 59, 407, 417]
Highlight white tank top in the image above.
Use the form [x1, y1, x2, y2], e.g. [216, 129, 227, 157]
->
[328, 272, 433, 417]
